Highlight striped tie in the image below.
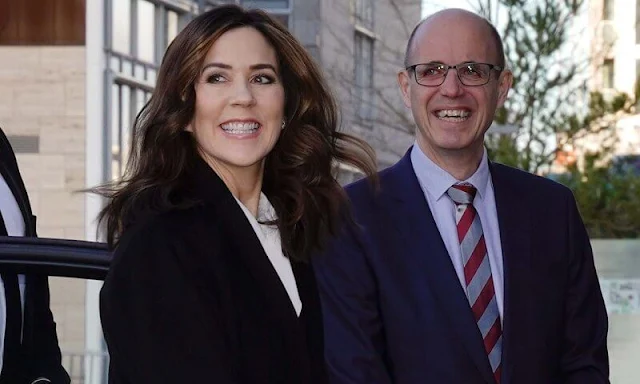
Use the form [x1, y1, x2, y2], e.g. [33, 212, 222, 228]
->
[447, 183, 502, 383]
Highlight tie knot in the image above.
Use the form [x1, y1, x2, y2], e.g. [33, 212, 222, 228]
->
[447, 183, 477, 205]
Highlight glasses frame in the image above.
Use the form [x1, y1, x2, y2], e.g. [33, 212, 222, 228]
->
[405, 62, 503, 87]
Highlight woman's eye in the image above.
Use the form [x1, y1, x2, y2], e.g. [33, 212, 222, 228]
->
[206, 74, 226, 83]
[253, 74, 276, 84]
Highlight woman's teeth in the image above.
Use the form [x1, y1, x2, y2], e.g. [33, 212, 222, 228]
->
[220, 122, 260, 134]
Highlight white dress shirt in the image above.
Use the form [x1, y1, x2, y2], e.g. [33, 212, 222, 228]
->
[0, 173, 27, 373]
[410, 144, 505, 319]
[234, 193, 302, 316]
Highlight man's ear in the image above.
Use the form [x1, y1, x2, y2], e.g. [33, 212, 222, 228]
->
[496, 69, 513, 107]
[397, 70, 412, 109]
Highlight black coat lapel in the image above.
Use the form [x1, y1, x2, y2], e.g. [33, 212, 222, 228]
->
[188, 158, 300, 321]
[490, 163, 533, 384]
[383, 152, 496, 383]
[291, 261, 327, 383]
[186, 157, 308, 374]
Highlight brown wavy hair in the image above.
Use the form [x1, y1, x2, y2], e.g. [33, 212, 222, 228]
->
[94, 4, 377, 261]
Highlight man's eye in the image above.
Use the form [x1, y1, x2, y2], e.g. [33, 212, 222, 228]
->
[420, 66, 442, 77]
[463, 66, 483, 77]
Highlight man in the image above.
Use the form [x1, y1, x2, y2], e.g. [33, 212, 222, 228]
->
[0, 127, 70, 384]
[313, 9, 609, 384]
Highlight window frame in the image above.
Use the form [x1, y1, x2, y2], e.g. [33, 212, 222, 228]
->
[603, 0, 614, 20]
[354, 28, 376, 125]
[602, 58, 615, 89]
[104, 0, 196, 180]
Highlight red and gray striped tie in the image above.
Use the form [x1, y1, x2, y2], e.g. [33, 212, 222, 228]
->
[447, 183, 502, 383]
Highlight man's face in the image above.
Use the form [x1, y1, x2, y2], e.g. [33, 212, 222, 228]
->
[398, 12, 512, 162]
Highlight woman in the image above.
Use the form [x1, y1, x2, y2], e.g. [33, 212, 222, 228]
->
[96, 4, 376, 384]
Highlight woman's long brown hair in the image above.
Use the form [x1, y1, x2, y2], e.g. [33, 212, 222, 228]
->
[94, 4, 377, 261]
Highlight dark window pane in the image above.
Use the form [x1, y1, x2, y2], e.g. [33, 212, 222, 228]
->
[636, 0, 640, 43]
[603, 0, 613, 20]
[354, 32, 375, 122]
[603, 59, 614, 88]
[242, 0, 289, 9]
[355, 0, 374, 30]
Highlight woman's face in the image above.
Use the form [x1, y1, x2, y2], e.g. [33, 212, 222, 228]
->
[187, 26, 286, 179]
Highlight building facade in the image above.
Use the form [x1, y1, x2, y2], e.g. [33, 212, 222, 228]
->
[583, 0, 640, 165]
[0, 0, 419, 382]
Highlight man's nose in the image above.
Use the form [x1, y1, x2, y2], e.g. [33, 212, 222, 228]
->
[439, 68, 464, 98]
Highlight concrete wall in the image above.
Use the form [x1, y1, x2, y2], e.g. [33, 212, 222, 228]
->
[592, 239, 640, 384]
[0, 46, 87, 367]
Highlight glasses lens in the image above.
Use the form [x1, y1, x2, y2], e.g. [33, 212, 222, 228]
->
[414, 63, 447, 86]
[457, 63, 491, 85]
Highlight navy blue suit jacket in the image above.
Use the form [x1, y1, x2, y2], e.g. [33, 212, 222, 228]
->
[313, 150, 609, 384]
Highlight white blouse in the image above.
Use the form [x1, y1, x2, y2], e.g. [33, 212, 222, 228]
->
[234, 193, 302, 316]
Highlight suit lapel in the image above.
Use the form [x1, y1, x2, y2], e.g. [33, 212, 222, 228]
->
[0, 129, 35, 236]
[0, 272, 23, 381]
[383, 153, 495, 383]
[0, 129, 27, 381]
[490, 163, 533, 384]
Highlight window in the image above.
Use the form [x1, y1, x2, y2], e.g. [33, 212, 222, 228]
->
[353, 0, 375, 124]
[602, 59, 615, 88]
[603, 0, 614, 20]
[106, 0, 194, 178]
[636, 0, 640, 43]
[635, 60, 640, 108]
[240, 0, 290, 29]
[167, 10, 179, 45]
[112, 0, 132, 54]
[355, 0, 374, 31]
[111, 0, 191, 63]
[354, 31, 375, 123]
[242, 0, 289, 8]
[137, 0, 156, 63]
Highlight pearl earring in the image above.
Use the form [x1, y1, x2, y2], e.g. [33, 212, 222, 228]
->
[281, 120, 286, 130]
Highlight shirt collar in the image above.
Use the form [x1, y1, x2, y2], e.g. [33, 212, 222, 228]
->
[235, 192, 277, 222]
[410, 143, 490, 201]
[256, 192, 277, 222]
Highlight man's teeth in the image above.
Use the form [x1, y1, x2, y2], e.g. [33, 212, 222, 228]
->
[220, 122, 260, 133]
[436, 110, 470, 119]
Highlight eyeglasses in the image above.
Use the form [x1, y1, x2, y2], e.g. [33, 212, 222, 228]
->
[406, 62, 503, 87]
